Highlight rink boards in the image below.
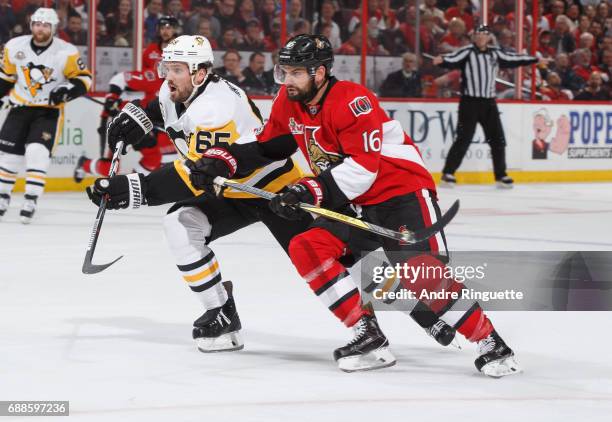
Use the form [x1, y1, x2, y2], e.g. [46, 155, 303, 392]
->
[1, 97, 610, 191]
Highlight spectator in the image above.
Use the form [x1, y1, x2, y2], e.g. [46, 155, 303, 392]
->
[96, 11, 113, 46]
[420, 0, 447, 31]
[106, 0, 134, 47]
[540, 72, 572, 100]
[218, 27, 240, 49]
[290, 19, 311, 37]
[595, 2, 609, 25]
[218, 0, 238, 35]
[234, 0, 259, 34]
[242, 51, 275, 95]
[537, 30, 555, 58]
[498, 29, 516, 52]
[186, 1, 221, 40]
[572, 48, 599, 82]
[578, 32, 598, 64]
[552, 53, 585, 93]
[550, 15, 576, 54]
[237, 19, 266, 50]
[56, 0, 78, 32]
[598, 49, 612, 82]
[584, 4, 597, 21]
[213, 49, 245, 86]
[337, 25, 362, 54]
[574, 15, 591, 45]
[574, 72, 610, 100]
[445, 0, 474, 32]
[166, 0, 187, 28]
[144, 0, 163, 44]
[286, 0, 305, 36]
[313, 0, 341, 50]
[264, 17, 282, 51]
[260, 0, 279, 37]
[0, 0, 17, 44]
[366, 16, 390, 55]
[63, 13, 87, 46]
[197, 18, 218, 48]
[566, 3, 581, 26]
[545, 0, 566, 29]
[439, 17, 466, 53]
[379, 52, 422, 97]
[589, 20, 604, 43]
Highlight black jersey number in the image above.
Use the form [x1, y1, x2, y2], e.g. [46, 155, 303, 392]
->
[194, 131, 232, 153]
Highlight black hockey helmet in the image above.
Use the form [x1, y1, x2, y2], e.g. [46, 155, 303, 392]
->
[475, 24, 492, 34]
[157, 15, 179, 29]
[278, 34, 334, 77]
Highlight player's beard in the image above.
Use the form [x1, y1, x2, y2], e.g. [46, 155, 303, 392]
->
[169, 81, 193, 103]
[32, 30, 52, 46]
[286, 78, 319, 103]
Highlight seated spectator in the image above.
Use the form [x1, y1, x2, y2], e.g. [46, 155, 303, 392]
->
[439, 17, 466, 53]
[572, 48, 599, 82]
[537, 30, 555, 58]
[419, 0, 446, 31]
[444, 0, 473, 32]
[105, 0, 134, 47]
[313, 0, 341, 50]
[242, 51, 275, 95]
[185, 1, 221, 40]
[218, 0, 238, 35]
[545, 0, 565, 30]
[578, 32, 598, 65]
[214, 49, 245, 86]
[550, 15, 576, 54]
[540, 72, 572, 100]
[96, 12, 113, 46]
[197, 18, 218, 49]
[0, 0, 16, 44]
[337, 24, 384, 55]
[264, 18, 282, 51]
[62, 12, 87, 46]
[56, 0, 78, 32]
[144, 0, 162, 44]
[234, 0, 259, 34]
[574, 15, 591, 45]
[566, 3, 581, 26]
[552, 53, 585, 94]
[165, 0, 187, 29]
[286, 0, 305, 36]
[574, 72, 610, 100]
[366, 16, 390, 55]
[237, 19, 266, 51]
[379, 52, 422, 98]
[218, 27, 240, 49]
[290, 19, 311, 37]
[260, 0, 279, 37]
[598, 49, 612, 82]
[595, 2, 609, 25]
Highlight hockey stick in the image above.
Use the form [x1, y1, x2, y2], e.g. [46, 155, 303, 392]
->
[214, 177, 459, 244]
[82, 140, 124, 274]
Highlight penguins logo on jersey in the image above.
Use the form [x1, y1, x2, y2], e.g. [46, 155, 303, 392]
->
[305, 126, 341, 175]
[22, 62, 55, 97]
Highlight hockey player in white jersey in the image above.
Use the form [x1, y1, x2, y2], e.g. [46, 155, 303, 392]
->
[0, 7, 92, 223]
[86, 35, 308, 353]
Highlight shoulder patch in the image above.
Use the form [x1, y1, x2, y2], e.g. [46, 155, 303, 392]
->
[348, 96, 373, 117]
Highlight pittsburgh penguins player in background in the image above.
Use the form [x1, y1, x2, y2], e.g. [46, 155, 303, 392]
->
[86, 35, 307, 353]
[0, 8, 91, 223]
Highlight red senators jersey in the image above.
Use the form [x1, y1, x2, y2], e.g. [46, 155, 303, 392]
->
[258, 78, 435, 206]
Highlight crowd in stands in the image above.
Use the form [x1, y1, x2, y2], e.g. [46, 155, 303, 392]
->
[0, 0, 610, 99]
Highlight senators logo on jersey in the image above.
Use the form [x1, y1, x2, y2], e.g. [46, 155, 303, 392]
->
[305, 126, 341, 175]
[22, 62, 55, 97]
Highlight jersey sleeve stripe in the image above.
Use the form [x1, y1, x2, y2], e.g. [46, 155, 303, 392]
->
[330, 157, 378, 200]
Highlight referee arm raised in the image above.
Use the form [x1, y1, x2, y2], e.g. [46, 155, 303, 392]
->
[432, 25, 541, 188]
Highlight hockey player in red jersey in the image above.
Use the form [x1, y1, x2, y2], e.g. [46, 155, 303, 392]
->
[73, 16, 178, 182]
[187, 34, 521, 377]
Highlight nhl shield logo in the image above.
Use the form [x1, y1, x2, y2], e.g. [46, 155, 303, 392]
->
[349, 96, 373, 117]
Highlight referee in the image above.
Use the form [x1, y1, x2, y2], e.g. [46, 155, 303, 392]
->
[433, 25, 540, 188]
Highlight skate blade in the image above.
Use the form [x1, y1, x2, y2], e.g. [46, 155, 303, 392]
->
[439, 181, 456, 188]
[195, 331, 244, 353]
[338, 347, 397, 373]
[495, 182, 514, 189]
[20, 216, 33, 225]
[481, 355, 522, 378]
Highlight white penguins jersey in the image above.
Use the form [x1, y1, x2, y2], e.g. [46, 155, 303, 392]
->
[158, 75, 302, 199]
[0, 35, 92, 107]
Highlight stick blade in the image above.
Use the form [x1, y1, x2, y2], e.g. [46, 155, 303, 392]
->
[412, 199, 460, 243]
[82, 255, 123, 274]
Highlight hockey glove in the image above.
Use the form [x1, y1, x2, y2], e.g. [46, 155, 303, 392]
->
[185, 147, 238, 193]
[107, 102, 154, 154]
[103, 92, 122, 118]
[269, 178, 325, 221]
[48, 82, 81, 105]
[86, 173, 147, 210]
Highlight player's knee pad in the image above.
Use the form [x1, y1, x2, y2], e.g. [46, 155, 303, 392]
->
[163, 206, 213, 265]
[0, 152, 24, 194]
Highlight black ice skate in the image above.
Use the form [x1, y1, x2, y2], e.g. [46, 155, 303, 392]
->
[427, 320, 457, 347]
[0, 193, 10, 219]
[333, 312, 396, 372]
[19, 194, 37, 224]
[74, 155, 88, 183]
[192, 281, 243, 353]
[475, 330, 521, 378]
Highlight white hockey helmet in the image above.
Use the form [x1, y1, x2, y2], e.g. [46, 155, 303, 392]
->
[30, 8, 60, 34]
[159, 35, 214, 76]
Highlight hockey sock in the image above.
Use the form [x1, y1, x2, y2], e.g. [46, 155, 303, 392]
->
[0, 152, 23, 195]
[289, 228, 366, 327]
[164, 206, 227, 310]
[24, 143, 50, 198]
[450, 303, 493, 342]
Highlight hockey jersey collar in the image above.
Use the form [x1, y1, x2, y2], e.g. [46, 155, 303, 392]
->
[30, 37, 54, 56]
[175, 76, 213, 117]
[301, 76, 337, 116]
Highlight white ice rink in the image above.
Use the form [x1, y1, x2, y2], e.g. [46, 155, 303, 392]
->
[1, 182, 612, 421]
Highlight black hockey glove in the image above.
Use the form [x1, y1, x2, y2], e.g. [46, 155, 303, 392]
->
[103, 92, 122, 118]
[269, 178, 325, 221]
[107, 102, 154, 154]
[86, 173, 147, 210]
[185, 147, 238, 193]
[48, 82, 80, 105]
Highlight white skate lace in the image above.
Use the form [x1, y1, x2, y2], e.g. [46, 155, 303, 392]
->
[429, 321, 445, 337]
[348, 318, 367, 345]
[477, 335, 496, 355]
[215, 310, 231, 327]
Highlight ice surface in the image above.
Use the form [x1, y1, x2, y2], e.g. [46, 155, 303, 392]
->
[1, 183, 612, 421]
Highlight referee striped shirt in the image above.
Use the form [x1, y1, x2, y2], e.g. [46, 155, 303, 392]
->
[440, 45, 537, 98]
